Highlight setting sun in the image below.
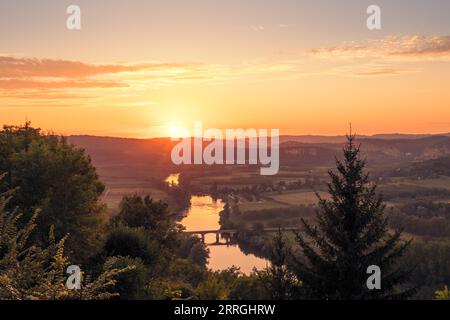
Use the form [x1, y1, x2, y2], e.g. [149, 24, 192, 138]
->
[1, 1, 450, 305]
[168, 125, 189, 138]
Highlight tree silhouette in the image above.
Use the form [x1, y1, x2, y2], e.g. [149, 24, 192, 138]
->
[259, 229, 300, 299]
[292, 134, 415, 299]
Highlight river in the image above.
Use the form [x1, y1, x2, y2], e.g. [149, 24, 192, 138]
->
[166, 174, 268, 274]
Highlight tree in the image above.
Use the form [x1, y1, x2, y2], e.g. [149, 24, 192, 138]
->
[105, 194, 211, 299]
[176, 234, 209, 266]
[0, 181, 131, 300]
[258, 229, 300, 299]
[292, 135, 414, 299]
[103, 225, 159, 265]
[112, 195, 179, 246]
[0, 123, 106, 262]
[196, 272, 231, 300]
[104, 256, 149, 300]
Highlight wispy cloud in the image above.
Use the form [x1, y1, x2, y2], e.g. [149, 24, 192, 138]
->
[0, 79, 127, 90]
[353, 67, 408, 76]
[0, 56, 200, 94]
[0, 55, 311, 104]
[0, 56, 189, 78]
[305, 35, 450, 77]
[309, 35, 450, 60]
[328, 63, 417, 77]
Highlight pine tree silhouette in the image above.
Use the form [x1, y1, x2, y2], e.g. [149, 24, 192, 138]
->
[292, 134, 415, 299]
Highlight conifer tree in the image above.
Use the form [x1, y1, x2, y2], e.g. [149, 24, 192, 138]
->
[259, 229, 301, 300]
[292, 135, 415, 299]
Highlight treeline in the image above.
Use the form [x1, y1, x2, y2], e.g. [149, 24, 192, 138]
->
[1, 124, 448, 300]
[153, 175, 191, 213]
[388, 201, 450, 238]
[218, 137, 450, 300]
[220, 204, 316, 232]
[387, 156, 450, 179]
[0, 123, 264, 300]
[209, 177, 324, 201]
[380, 184, 450, 202]
[404, 240, 450, 299]
[390, 211, 450, 238]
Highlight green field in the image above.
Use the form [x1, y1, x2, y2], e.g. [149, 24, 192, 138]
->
[189, 168, 325, 189]
[267, 191, 328, 206]
[389, 176, 450, 190]
[238, 199, 288, 212]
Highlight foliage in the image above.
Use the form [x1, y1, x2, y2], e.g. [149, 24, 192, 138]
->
[403, 240, 450, 299]
[168, 259, 206, 288]
[0, 184, 131, 300]
[228, 274, 269, 300]
[103, 256, 148, 300]
[389, 209, 450, 238]
[0, 123, 106, 262]
[103, 225, 159, 265]
[104, 194, 211, 299]
[389, 156, 450, 179]
[196, 273, 231, 300]
[258, 230, 301, 299]
[176, 235, 209, 266]
[292, 135, 414, 299]
[112, 194, 180, 247]
[435, 285, 450, 300]
[195, 267, 271, 300]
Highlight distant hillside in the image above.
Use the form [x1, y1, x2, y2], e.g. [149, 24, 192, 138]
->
[67, 135, 176, 179]
[279, 133, 449, 144]
[67, 134, 450, 174]
[279, 135, 450, 166]
[388, 156, 450, 179]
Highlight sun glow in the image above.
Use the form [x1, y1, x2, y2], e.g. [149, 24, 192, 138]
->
[168, 125, 189, 138]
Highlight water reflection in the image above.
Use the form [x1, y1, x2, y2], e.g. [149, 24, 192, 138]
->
[166, 173, 268, 274]
[182, 195, 268, 274]
[165, 173, 180, 186]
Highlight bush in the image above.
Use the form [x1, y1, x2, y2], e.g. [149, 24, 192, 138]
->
[112, 195, 179, 249]
[176, 235, 209, 266]
[103, 226, 159, 266]
[104, 256, 148, 300]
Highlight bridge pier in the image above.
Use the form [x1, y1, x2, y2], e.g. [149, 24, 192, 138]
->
[185, 227, 301, 245]
[225, 235, 230, 246]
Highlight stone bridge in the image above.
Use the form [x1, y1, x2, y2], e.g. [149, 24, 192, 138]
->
[183, 227, 300, 244]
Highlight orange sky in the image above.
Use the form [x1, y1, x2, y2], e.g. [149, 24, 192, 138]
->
[1, 1, 450, 137]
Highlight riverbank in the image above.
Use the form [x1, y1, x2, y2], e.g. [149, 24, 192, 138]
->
[166, 174, 269, 274]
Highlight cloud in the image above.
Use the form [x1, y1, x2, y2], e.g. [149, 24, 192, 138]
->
[353, 67, 405, 76]
[309, 35, 450, 60]
[387, 35, 450, 57]
[0, 56, 200, 95]
[0, 79, 127, 90]
[322, 63, 415, 78]
[0, 54, 308, 100]
[0, 91, 94, 100]
[0, 56, 189, 78]
[306, 35, 450, 77]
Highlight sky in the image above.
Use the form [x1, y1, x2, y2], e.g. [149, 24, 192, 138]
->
[1, 0, 450, 137]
